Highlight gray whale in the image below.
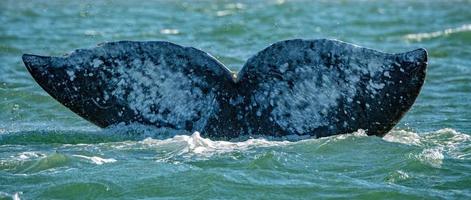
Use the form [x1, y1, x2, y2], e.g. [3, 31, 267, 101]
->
[22, 39, 427, 139]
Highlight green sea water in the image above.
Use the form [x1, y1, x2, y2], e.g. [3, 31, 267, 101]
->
[1, 0, 470, 199]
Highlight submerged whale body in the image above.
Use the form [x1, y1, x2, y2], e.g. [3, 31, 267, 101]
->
[22, 39, 427, 139]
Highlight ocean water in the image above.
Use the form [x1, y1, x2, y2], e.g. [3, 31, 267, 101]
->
[0, 0, 470, 199]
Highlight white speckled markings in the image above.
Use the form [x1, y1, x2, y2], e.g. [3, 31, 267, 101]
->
[22, 39, 427, 138]
[237, 39, 427, 137]
[23, 41, 231, 132]
[109, 56, 218, 130]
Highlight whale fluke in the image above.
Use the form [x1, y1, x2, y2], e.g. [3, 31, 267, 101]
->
[22, 39, 427, 139]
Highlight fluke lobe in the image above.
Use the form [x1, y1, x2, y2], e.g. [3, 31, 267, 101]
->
[22, 39, 427, 139]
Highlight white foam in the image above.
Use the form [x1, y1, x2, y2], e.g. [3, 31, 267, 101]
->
[73, 155, 117, 165]
[216, 10, 233, 17]
[16, 152, 44, 160]
[386, 170, 410, 183]
[385, 128, 471, 163]
[383, 130, 422, 146]
[163, 132, 291, 155]
[13, 192, 20, 200]
[332, 129, 367, 140]
[160, 29, 179, 35]
[84, 30, 100, 36]
[110, 131, 294, 161]
[0, 192, 21, 200]
[424, 128, 471, 160]
[385, 128, 470, 146]
[404, 24, 471, 41]
[417, 147, 444, 168]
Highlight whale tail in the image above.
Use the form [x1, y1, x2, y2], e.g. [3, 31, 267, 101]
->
[23, 39, 427, 138]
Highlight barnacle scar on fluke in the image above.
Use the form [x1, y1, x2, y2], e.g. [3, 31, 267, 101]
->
[22, 39, 427, 139]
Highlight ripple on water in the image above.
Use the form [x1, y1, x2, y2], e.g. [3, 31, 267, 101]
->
[0, 127, 470, 199]
[404, 24, 471, 42]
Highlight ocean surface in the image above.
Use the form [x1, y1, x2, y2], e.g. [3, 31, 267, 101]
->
[1, 0, 470, 199]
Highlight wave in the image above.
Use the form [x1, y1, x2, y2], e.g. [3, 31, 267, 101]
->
[0, 192, 20, 200]
[1, 126, 469, 200]
[1, 125, 469, 163]
[384, 128, 470, 168]
[72, 155, 117, 165]
[1, 124, 468, 148]
[404, 24, 471, 41]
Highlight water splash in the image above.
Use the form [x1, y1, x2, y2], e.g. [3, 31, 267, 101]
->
[384, 128, 470, 168]
[0, 127, 469, 199]
[72, 155, 117, 165]
[0, 192, 21, 200]
[383, 129, 422, 145]
[417, 147, 444, 168]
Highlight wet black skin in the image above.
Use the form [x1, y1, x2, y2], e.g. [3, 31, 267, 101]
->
[22, 39, 427, 139]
